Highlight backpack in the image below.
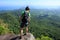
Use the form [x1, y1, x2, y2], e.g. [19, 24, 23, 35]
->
[22, 11, 29, 22]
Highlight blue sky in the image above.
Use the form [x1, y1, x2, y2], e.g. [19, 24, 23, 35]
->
[0, 0, 60, 10]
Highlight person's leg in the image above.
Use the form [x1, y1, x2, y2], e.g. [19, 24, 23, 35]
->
[25, 22, 29, 35]
[20, 23, 24, 39]
[20, 28, 24, 39]
[26, 27, 28, 33]
[23, 27, 28, 35]
[20, 28, 24, 36]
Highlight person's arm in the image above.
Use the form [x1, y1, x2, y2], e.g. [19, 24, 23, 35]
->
[19, 16, 21, 22]
[20, 16, 22, 21]
[19, 11, 24, 22]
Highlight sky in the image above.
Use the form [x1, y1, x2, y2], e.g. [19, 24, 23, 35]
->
[0, 0, 60, 10]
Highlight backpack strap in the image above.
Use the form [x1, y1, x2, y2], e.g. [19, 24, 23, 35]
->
[21, 11, 25, 17]
[21, 11, 31, 18]
[29, 13, 31, 18]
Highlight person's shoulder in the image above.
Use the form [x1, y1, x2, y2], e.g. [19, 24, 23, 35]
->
[22, 11, 24, 13]
[21, 11, 25, 15]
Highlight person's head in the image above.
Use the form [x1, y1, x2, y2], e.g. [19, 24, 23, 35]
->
[25, 6, 30, 12]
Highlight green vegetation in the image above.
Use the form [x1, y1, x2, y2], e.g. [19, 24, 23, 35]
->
[0, 9, 60, 40]
[0, 19, 10, 35]
[36, 35, 53, 40]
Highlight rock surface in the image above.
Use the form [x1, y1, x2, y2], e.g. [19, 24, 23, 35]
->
[0, 33, 35, 40]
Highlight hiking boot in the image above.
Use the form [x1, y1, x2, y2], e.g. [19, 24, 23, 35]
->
[24, 32, 29, 36]
[24, 33, 26, 35]
[19, 36, 22, 39]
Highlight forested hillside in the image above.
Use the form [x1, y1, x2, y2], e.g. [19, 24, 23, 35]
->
[0, 9, 60, 40]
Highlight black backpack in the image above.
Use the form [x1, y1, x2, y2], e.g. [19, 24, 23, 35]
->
[22, 11, 29, 22]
